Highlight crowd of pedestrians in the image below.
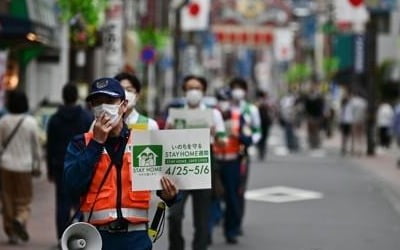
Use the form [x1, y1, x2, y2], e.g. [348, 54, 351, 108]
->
[3, 72, 400, 249]
[0, 73, 266, 250]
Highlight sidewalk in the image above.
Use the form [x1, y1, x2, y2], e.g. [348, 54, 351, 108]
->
[0, 175, 58, 250]
[322, 130, 400, 214]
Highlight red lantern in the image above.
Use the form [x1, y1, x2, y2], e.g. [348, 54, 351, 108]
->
[264, 33, 273, 44]
[254, 32, 261, 44]
[348, 0, 363, 7]
[215, 32, 224, 42]
[241, 32, 248, 44]
[229, 32, 235, 43]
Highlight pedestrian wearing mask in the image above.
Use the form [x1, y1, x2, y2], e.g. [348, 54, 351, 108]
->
[229, 77, 261, 237]
[0, 90, 41, 245]
[114, 72, 159, 131]
[213, 78, 261, 244]
[207, 87, 230, 244]
[166, 75, 226, 250]
[64, 77, 179, 250]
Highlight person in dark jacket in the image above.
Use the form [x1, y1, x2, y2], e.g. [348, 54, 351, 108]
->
[255, 90, 274, 160]
[304, 83, 325, 149]
[46, 83, 93, 242]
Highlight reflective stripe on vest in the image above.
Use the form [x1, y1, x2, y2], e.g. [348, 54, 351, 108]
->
[82, 208, 148, 224]
[213, 109, 241, 158]
[214, 152, 239, 161]
[81, 132, 151, 225]
[128, 114, 149, 131]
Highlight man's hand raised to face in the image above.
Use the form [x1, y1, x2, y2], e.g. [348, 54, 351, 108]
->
[93, 112, 114, 144]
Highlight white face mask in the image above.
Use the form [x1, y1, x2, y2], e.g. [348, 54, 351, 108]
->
[93, 103, 122, 125]
[232, 89, 246, 101]
[185, 89, 203, 106]
[125, 91, 137, 108]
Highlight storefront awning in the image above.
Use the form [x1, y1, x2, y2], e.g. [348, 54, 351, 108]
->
[0, 15, 54, 45]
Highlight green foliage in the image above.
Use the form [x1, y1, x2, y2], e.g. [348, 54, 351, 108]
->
[284, 63, 312, 85]
[58, 0, 107, 27]
[323, 57, 339, 79]
[58, 0, 107, 47]
[137, 28, 170, 51]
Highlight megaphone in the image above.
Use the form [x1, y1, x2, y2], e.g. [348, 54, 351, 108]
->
[61, 222, 102, 250]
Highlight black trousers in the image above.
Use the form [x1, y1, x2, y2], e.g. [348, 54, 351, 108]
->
[379, 127, 391, 148]
[168, 189, 211, 250]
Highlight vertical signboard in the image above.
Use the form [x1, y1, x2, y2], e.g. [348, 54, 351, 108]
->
[354, 34, 365, 74]
[103, 0, 123, 76]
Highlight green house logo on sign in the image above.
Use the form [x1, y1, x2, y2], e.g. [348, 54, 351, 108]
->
[133, 145, 163, 167]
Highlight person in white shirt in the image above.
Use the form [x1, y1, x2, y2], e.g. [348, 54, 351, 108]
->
[114, 72, 159, 131]
[349, 92, 367, 155]
[166, 75, 226, 250]
[377, 101, 394, 148]
[0, 90, 41, 245]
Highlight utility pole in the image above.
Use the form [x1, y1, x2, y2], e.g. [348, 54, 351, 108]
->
[365, 14, 377, 156]
[172, 0, 188, 97]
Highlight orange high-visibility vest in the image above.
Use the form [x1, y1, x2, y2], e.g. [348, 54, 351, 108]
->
[213, 109, 241, 160]
[80, 132, 151, 225]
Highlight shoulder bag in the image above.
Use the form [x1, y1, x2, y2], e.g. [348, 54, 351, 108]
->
[0, 116, 26, 162]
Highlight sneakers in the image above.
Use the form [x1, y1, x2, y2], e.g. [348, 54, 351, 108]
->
[226, 237, 238, 244]
[8, 235, 19, 245]
[12, 219, 29, 242]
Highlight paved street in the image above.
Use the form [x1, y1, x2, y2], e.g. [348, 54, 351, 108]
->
[2, 128, 400, 250]
[154, 129, 400, 250]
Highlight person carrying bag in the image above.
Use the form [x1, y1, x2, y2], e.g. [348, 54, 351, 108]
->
[0, 90, 42, 245]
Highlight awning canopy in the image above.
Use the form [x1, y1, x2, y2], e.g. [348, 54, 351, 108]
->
[0, 15, 60, 66]
[0, 15, 54, 45]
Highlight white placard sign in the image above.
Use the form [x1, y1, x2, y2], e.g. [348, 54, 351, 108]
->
[131, 128, 211, 191]
[168, 108, 213, 128]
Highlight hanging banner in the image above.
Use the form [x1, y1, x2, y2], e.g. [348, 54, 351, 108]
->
[333, 0, 369, 31]
[273, 28, 294, 62]
[131, 128, 211, 191]
[181, 0, 211, 31]
[354, 34, 365, 74]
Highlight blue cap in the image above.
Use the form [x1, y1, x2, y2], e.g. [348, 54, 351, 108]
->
[86, 77, 125, 101]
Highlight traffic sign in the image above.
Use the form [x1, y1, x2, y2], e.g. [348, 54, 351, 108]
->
[140, 46, 156, 64]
